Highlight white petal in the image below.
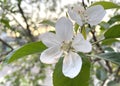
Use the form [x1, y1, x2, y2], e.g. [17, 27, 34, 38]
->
[62, 52, 82, 78]
[86, 5, 106, 25]
[40, 32, 61, 47]
[55, 17, 73, 42]
[72, 34, 92, 53]
[40, 46, 63, 64]
[68, 8, 83, 26]
[73, 5, 85, 13]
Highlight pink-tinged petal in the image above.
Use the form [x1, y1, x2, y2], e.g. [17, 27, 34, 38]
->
[86, 5, 106, 26]
[55, 17, 73, 42]
[40, 32, 61, 47]
[62, 52, 82, 78]
[72, 34, 92, 53]
[40, 46, 63, 64]
[68, 8, 83, 26]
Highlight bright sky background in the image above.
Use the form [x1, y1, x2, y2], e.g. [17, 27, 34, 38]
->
[3, 0, 120, 37]
[20, 0, 120, 20]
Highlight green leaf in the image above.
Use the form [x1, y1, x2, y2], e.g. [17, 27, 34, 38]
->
[108, 15, 120, 25]
[4, 0, 7, 3]
[104, 25, 120, 39]
[103, 47, 114, 52]
[98, 52, 120, 65]
[96, 67, 107, 81]
[102, 38, 120, 45]
[99, 21, 110, 30]
[53, 55, 91, 86]
[81, 26, 87, 39]
[91, 1, 120, 9]
[107, 81, 120, 86]
[66, 12, 69, 18]
[0, 18, 10, 28]
[5, 41, 46, 63]
[74, 23, 79, 33]
[40, 20, 55, 27]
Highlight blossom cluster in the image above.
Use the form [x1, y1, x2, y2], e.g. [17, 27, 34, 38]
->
[40, 4, 106, 78]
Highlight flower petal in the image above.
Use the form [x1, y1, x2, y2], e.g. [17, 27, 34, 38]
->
[62, 52, 82, 78]
[40, 46, 63, 64]
[68, 7, 83, 26]
[72, 34, 92, 53]
[86, 5, 106, 26]
[55, 17, 73, 42]
[40, 32, 61, 47]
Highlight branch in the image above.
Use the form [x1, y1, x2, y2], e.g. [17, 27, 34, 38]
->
[0, 50, 13, 58]
[92, 39, 104, 45]
[91, 30, 104, 52]
[105, 61, 112, 73]
[11, 14, 28, 33]
[113, 66, 120, 82]
[116, 66, 120, 76]
[90, 27, 112, 73]
[17, 2, 34, 41]
[0, 38, 13, 62]
[82, 0, 86, 9]
[0, 38, 13, 50]
[101, 79, 107, 86]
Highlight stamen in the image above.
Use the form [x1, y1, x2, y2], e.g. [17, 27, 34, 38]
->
[61, 41, 73, 53]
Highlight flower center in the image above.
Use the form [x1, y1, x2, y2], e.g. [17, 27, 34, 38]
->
[61, 41, 73, 53]
[77, 10, 88, 23]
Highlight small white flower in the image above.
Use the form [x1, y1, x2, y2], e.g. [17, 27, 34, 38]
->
[40, 17, 92, 78]
[68, 5, 106, 26]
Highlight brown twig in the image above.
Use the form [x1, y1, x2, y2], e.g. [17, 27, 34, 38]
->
[17, 1, 34, 41]
[91, 30, 104, 52]
[113, 66, 120, 82]
[91, 29, 112, 73]
[101, 79, 107, 86]
[0, 50, 13, 58]
[11, 14, 28, 34]
[82, 0, 86, 9]
[0, 38, 13, 50]
[106, 61, 112, 73]
[116, 66, 120, 76]
[0, 38, 13, 62]
[90, 25, 113, 86]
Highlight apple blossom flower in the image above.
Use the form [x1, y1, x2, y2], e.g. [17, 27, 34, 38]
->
[40, 17, 92, 78]
[68, 5, 106, 26]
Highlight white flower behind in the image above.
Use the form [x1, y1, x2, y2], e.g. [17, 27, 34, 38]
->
[40, 17, 92, 78]
[68, 5, 106, 26]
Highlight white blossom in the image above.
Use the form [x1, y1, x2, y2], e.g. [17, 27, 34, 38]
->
[68, 5, 106, 26]
[40, 17, 92, 78]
